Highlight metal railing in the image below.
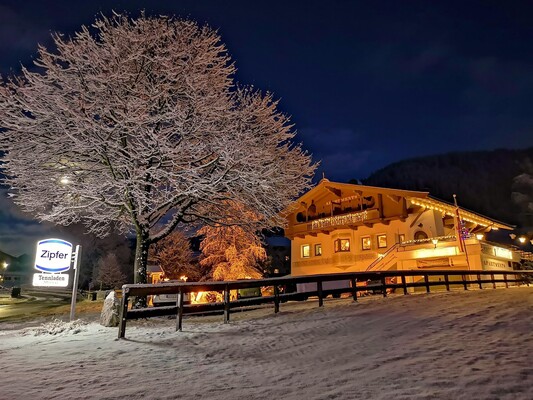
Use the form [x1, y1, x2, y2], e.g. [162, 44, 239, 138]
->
[118, 269, 533, 339]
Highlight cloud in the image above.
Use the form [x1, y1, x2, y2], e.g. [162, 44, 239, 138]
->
[0, 189, 60, 256]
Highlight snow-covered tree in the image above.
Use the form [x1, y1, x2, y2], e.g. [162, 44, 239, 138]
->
[94, 253, 126, 290]
[152, 230, 197, 281]
[0, 13, 316, 297]
[199, 201, 267, 281]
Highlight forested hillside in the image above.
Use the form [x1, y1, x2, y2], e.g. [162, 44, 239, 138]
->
[363, 148, 533, 228]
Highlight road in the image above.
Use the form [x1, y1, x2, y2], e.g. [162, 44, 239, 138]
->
[0, 288, 72, 322]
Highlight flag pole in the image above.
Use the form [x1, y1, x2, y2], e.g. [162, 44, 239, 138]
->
[453, 194, 471, 269]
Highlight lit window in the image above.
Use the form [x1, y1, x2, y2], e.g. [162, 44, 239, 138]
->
[301, 244, 310, 258]
[334, 239, 350, 252]
[362, 236, 371, 250]
[399, 234, 405, 244]
[377, 234, 387, 248]
[315, 244, 322, 256]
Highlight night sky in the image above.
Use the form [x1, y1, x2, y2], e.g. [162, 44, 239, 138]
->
[1, 0, 533, 255]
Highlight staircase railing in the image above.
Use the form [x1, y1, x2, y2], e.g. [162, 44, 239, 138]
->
[366, 242, 400, 271]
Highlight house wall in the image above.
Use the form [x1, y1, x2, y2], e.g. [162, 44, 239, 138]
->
[285, 179, 519, 278]
[291, 213, 447, 275]
[290, 208, 518, 277]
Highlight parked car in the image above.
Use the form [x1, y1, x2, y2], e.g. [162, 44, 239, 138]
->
[151, 280, 191, 307]
[236, 286, 262, 299]
[152, 292, 191, 307]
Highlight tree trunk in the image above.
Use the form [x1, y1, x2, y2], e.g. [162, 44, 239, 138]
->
[133, 229, 150, 308]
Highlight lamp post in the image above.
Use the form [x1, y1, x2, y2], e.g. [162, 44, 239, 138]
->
[0, 261, 7, 283]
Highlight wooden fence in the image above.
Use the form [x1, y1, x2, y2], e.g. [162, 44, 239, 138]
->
[118, 269, 533, 338]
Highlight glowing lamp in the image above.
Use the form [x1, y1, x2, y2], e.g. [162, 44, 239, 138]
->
[519, 237, 526, 244]
[475, 233, 484, 240]
[431, 239, 438, 249]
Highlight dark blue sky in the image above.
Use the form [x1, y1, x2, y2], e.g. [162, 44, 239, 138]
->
[1, 0, 533, 255]
[1, 0, 533, 182]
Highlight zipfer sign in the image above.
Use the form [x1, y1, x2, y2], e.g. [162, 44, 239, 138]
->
[33, 238, 73, 287]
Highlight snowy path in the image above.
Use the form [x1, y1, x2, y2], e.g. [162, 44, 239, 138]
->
[0, 288, 532, 400]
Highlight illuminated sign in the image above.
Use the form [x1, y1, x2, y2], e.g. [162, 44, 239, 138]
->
[311, 211, 368, 230]
[33, 273, 69, 287]
[34, 238, 73, 273]
[413, 246, 458, 259]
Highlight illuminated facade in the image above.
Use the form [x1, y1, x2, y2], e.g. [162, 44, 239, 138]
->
[284, 179, 520, 277]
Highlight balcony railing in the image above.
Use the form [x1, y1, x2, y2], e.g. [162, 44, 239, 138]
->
[400, 235, 458, 246]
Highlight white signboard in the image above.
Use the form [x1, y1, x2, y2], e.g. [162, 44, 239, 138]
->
[34, 238, 73, 273]
[493, 246, 513, 260]
[33, 273, 69, 287]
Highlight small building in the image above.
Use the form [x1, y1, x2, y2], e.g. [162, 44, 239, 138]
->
[147, 263, 164, 284]
[284, 179, 520, 277]
[0, 250, 31, 286]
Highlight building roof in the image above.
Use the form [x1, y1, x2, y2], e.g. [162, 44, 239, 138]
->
[285, 178, 513, 231]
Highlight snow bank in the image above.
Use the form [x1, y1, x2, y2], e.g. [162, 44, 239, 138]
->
[0, 288, 532, 400]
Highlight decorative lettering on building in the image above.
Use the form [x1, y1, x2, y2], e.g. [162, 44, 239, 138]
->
[311, 211, 368, 230]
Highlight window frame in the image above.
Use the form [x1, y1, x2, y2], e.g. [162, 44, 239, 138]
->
[301, 244, 311, 258]
[334, 238, 351, 253]
[377, 234, 387, 249]
[314, 243, 322, 256]
[361, 236, 371, 250]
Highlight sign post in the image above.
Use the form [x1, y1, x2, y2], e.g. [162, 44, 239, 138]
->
[69, 245, 83, 321]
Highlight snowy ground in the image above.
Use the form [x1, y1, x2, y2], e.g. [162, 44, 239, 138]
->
[0, 287, 532, 400]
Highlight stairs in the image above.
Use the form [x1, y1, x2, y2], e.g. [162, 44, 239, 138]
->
[366, 243, 399, 271]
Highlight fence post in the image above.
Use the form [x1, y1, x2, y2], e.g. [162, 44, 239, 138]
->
[224, 284, 230, 323]
[176, 288, 184, 332]
[317, 280, 324, 307]
[274, 285, 280, 313]
[504, 273, 508, 288]
[477, 273, 482, 290]
[444, 274, 450, 291]
[491, 273, 496, 289]
[462, 274, 468, 291]
[118, 288, 129, 339]
[401, 274, 408, 295]
[351, 278, 358, 301]
[381, 275, 387, 297]
[424, 274, 430, 293]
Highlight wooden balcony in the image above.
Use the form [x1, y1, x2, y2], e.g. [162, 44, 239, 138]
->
[287, 209, 381, 238]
